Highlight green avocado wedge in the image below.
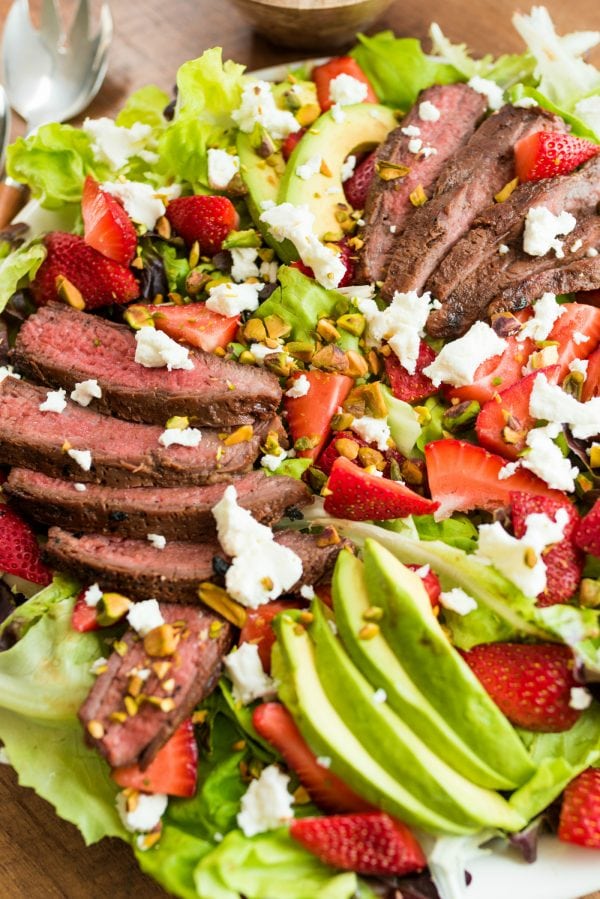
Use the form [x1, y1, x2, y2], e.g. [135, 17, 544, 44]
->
[309, 600, 525, 833]
[333, 551, 521, 790]
[362, 540, 535, 788]
[277, 104, 397, 241]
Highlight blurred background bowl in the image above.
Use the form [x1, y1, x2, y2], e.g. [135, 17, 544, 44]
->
[228, 0, 395, 50]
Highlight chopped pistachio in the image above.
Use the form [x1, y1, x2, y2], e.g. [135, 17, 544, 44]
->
[143, 623, 180, 658]
[198, 582, 248, 628]
[376, 159, 410, 181]
[56, 275, 85, 310]
[358, 623, 380, 640]
[316, 318, 341, 343]
[124, 304, 155, 330]
[124, 695, 138, 717]
[401, 460, 424, 486]
[87, 720, 105, 739]
[286, 340, 315, 362]
[156, 215, 171, 239]
[580, 578, 600, 608]
[316, 525, 341, 547]
[294, 435, 320, 452]
[524, 547, 538, 568]
[336, 313, 365, 336]
[223, 424, 254, 446]
[331, 412, 355, 431]
[335, 437, 360, 460]
[243, 318, 267, 343]
[494, 177, 519, 203]
[296, 103, 321, 127]
[238, 350, 257, 365]
[442, 400, 481, 433]
[345, 350, 369, 378]
[264, 314, 291, 340]
[362, 605, 384, 622]
[166, 415, 190, 430]
[409, 184, 428, 207]
[312, 344, 349, 373]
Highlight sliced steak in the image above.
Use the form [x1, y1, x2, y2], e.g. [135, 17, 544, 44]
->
[44, 527, 348, 602]
[79, 602, 233, 768]
[0, 378, 281, 487]
[356, 83, 486, 284]
[5, 467, 311, 540]
[13, 304, 281, 426]
[428, 154, 600, 337]
[382, 105, 564, 299]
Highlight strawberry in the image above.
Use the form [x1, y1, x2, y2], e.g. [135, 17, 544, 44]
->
[290, 237, 355, 287]
[407, 564, 441, 609]
[558, 767, 600, 849]
[282, 129, 306, 161]
[81, 176, 137, 265]
[546, 302, 600, 379]
[582, 345, 600, 402]
[574, 498, 600, 558]
[284, 371, 353, 461]
[165, 195, 239, 254]
[112, 719, 198, 798]
[30, 233, 139, 310]
[312, 57, 378, 112]
[510, 492, 583, 606]
[343, 151, 376, 210]
[462, 642, 581, 732]
[252, 703, 371, 813]
[290, 812, 426, 876]
[239, 600, 302, 672]
[515, 131, 600, 183]
[148, 302, 239, 353]
[425, 439, 564, 520]
[384, 342, 438, 404]
[71, 592, 100, 633]
[0, 505, 52, 585]
[317, 430, 369, 476]
[323, 456, 438, 520]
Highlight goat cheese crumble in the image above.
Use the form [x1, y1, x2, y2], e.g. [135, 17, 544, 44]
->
[102, 179, 172, 231]
[517, 292, 565, 342]
[39, 388, 67, 413]
[522, 206, 577, 259]
[83, 583, 103, 608]
[67, 448, 93, 471]
[83, 118, 155, 169]
[418, 100, 441, 121]
[127, 598, 165, 636]
[329, 73, 368, 106]
[135, 327, 194, 371]
[439, 588, 478, 616]
[569, 686, 593, 710]
[207, 148, 240, 190]
[285, 374, 311, 398]
[70, 379, 102, 407]
[223, 642, 276, 705]
[351, 415, 391, 451]
[116, 791, 168, 834]
[0, 365, 20, 383]
[358, 290, 432, 375]
[341, 154, 357, 182]
[529, 373, 600, 440]
[206, 281, 262, 316]
[467, 76, 504, 110]
[233, 81, 300, 139]
[237, 765, 294, 837]
[158, 427, 202, 448]
[296, 154, 322, 181]
[230, 248, 260, 282]
[147, 533, 167, 550]
[423, 321, 507, 387]
[521, 422, 579, 492]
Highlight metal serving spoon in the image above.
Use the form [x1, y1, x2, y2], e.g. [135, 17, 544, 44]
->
[0, 0, 113, 226]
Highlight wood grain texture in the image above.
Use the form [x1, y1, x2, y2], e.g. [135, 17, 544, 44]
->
[0, 0, 599, 895]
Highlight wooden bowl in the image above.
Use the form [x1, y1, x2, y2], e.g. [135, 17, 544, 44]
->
[228, 0, 395, 50]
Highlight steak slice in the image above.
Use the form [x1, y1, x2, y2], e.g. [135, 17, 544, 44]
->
[382, 105, 564, 299]
[428, 155, 600, 337]
[44, 527, 347, 602]
[5, 467, 311, 540]
[356, 83, 486, 284]
[0, 378, 280, 487]
[79, 602, 233, 768]
[13, 303, 281, 427]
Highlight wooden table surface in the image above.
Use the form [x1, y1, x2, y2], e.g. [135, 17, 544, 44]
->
[1, 0, 600, 896]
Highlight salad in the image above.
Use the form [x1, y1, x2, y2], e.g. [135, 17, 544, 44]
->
[0, 5, 600, 899]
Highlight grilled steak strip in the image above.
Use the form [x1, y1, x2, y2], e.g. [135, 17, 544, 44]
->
[382, 105, 564, 300]
[0, 378, 282, 487]
[356, 83, 486, 284]
[13, 304, 281, 427]
[44, 527, 347, 603]
[79, 602, 233, 768]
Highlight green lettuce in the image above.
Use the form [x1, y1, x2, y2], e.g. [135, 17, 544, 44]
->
[253, 266, 347, 342]
[415, 396, 446, 457]
[508, 84, 600, 141]
[428, 23, 534, 87]
[0, 573, 79, 641]
[116, 85, 171, 130]
[264, 458, 313, 480]
[382, 385, 421, 458]
[0, 241, 47, 313]
[534, 604, 600, 677]
[412, 514, 479, 553]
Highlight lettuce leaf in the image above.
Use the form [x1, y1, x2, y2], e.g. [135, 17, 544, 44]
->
[0, 241, 47, 313]
[264, 458, 312, 480]
[412, 514, 479, 553]
[382, 385, 421, 458]
[116, 85, 171, 130]
[428, 23, 534, 87]
[0, 573, 79, 642]
[253, 266, 347, 341]
[508, 84, 600, 142]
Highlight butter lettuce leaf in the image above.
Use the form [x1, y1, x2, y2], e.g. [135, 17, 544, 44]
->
[428, 23, 534, 87]
[507, 84, 600, 141]
[382, 385, 421, 458]
[116, 85, 171, 130]
[0, 240, 46, 314]
[253, 266, 347, 342]
[0, 573, 79, 642]
[264, 458, 312, 480]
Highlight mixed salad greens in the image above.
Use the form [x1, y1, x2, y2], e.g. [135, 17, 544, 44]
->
[1, 6, 600, 899]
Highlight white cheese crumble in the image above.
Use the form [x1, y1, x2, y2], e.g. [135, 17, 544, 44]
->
[158, 427, 202, 448]
[73, 482, 87, 492]
[206, 281, 262, 317]
[329, 73, 368, 106]
[230, 248, 260, 283]
[207, 148, 240, 190]
[83, 118, 154, 170]
[372, 688, 387, 704]
[498, 244, 510, 255]
[102, 180, 165, 231]
[337, 284, 375, 300]
[67, 448, 92, 472]
[529, 373, 600, 440]
[415, 564, 431, 578]
[358, 290, 432, 375]
[223, 642, 276, 705]
[467, 76, 504, 110]
[296, 154, 322, 181]
[260, 449, 288, 471]
[249, 342, 280, 364]
[70, 379, 102, 407]
[127, 598, 165, 636]
[420, 146, 438, 159]
[569, 686, 593, 710]
[521, 422, 579, 492]
[232, 80, 300, 139]
[587, 247, 599, 258]
[351, 415, 391, 451]
[300, 584, 315, 600]
[147, 533, 166, 550]
[570, 238, 583, 253]
[513, 96, 539, 109]
[0, 365, 20, 383]
[285, 374, 311, 398]
[389, 224, 397, 234]
[83, 583, 103, 608]
[237, 765, 294, 837]
[423, 321, 507, 387]
[573, 331, 590, 345]
[408, 138, 423, 154]
[260, 259, 279, 283]
[439, 587, 478, 616]
[517, 292, 565, 342]
[260, 202, 345, 289]
[522, 206, 577, 259]
[341, 154, 357, 182]
[331, 103, 345, 123]
[39, 388, 67, 413]
[401, 124, 421, 137]
[116, 791, 168, 833]
[134, 327, 194, 371]
[419, 100, 441, 121]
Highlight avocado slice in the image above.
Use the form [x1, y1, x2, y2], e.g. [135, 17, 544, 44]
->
[309, 600, 525, 833]
[333, 551, 522, 790]
[272, 613, 472, 835]
[277, 104, 397, 241]
[362, 540, 535, 788]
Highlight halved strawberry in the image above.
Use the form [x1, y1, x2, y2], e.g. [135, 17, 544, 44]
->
[82, 176, 137, 265]
[290, 812, 426, 876]
[515, 131, 600, 182]
[290, 238, 355, 287]
[0, 505, 52, 585]
[312, 57, 378, 112]
[323, 456, 438, 520]
[30, 232, 140, 310]
[282, 129, 306, 161]
[71, 592, 100, 633]
[165, 195, 239, 254]
[112, 719, 198, 798]
[239, 600, 302, 672]
[558, 768, 600, 849]
[284, 371, 353, 461]
[574, 498, 600, 558]
[253, 702, 371, 814]
[149, 302, 239, 353]
[343, 151, 376, 210]
[447, 326, 534, 405]
[462, 643, 581, 732]
[407, 564, 441, 609]
[582, 345, 600, 402]
[425, 439, 564, 520]
[547, 302, 600, 379]
[384, 342, 438, 404]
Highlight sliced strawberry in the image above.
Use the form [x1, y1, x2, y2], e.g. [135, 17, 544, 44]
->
[574, 497, 600, 558]
[0, 505, 52, 585]
[547, 302, 600, 379]
[82, 176, 137, 265]
[558, 768, 600, 849]
[312, 57, 378, 112]
[253, 703, 371, 814]
[582, 345, 600, 402]
[425, 439, 564, 520]
[323, 456, 438, 520]
[112, 719, 198, 798]
[407, 564, 441, 609]
[290, 812, 426, 876]
[314, 583, 333, 608]
[149, 302, 239, 353]
[239, 600, 302, 672]
[462, 643, 581, 732]
[30, 232, 139, 310]
[285, 371, 353, 461]
[343, 151, 376, 210]
[282, 129, 306, 161]
[165, 195, 239, 254]
[71, 592, 100, 633]
[515, 131, 600, 182]
[447, 328, 534, 405]
[290, 238, 355, 287]
[476, 365, 560, 460]
[384, 342, 438, 404]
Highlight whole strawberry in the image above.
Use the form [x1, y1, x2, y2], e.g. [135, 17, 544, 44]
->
[165, 195, 239, 254]
[515, 131, 600, 182]
[574, 497, 600, 558]
[343, 151, 376, 209]
[0, 505, 52, 585]
[558, 767, 600, 849]
[30, 233, 140, 310]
